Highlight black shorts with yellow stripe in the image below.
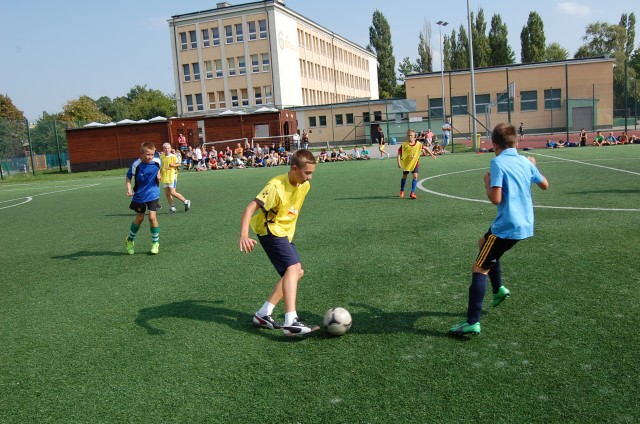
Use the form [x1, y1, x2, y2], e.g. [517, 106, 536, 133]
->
[474, 229, 519, 270]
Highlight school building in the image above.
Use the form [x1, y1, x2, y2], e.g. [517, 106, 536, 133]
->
[168, 0, 378, 117]
[405, 56, 615, 138]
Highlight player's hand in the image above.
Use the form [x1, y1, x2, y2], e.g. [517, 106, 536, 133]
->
[126, 189, 133, 197]
[239, 236, 257, 254]
[484, 172, 491, 185]
[527, 156, 537, 166]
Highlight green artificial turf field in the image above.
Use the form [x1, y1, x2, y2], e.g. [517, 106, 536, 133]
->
[1, 146, 638, 423]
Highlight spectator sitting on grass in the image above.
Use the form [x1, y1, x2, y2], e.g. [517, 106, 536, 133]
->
[618, 132, 628, 144]
[352, 146, 361, 160]
[603, 131, 618, 145]
[317, 148, 328, 163]
[593, 131, 605, 146]
[360, 146, 371, 159]
[330, 148, 338, 162]
[337, 147, 349, 161]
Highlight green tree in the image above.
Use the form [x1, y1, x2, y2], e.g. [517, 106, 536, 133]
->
[443, 34, 452, 71]
[545, 42, 569, 61]
[367, 10, 396, 98]
[471, 9, 491, 68]
[521, 11, 546, 63]
[488, 14, 516, 65]
[60, 95, 110, 126]
[126, 85, 176, 120]
[30, 112, 67, 155]
[451, 25, 470, 69]
[620, 13, 636, 57]
[417, 20, 433, 73]
[0, 95, 27, 158]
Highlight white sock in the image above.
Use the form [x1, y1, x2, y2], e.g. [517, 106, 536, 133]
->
[257, 302, 275, 317]
[284, 311, 297, 326]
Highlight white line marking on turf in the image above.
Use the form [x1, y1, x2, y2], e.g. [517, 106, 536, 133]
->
[0, 183, 99, 210]
[530, 152, 640, 176]
[418, 168, 640, 212]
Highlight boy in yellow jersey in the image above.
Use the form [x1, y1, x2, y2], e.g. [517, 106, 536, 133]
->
[160, 143, 191, 213]
[239, 149, 319, 336]
[397, 129, 436, 199]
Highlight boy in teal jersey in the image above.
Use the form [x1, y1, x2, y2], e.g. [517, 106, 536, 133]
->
[239, 149, 318, 336]
[125, 142, 162, 255]
[449, 123, 549, 336]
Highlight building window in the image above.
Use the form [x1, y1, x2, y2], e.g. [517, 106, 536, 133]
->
[215, 59, 223, 78]
[521, 90, 538, 111]
[205, 61, 213, 79]
[202, 29, 210, 48]
[346, 113, 354, 125]
[230, 89, 239, 107]
[319, 115, 327, 127]
[212, 27, 220, 46]
[179, 32, 188, 50]
[259, 20, 267, 38]
[544, 88, 562, 109]
[235, 23, 243, 43]
[261, 53, 270, 72]
[309, 116, 317, 127]
[251, 54, 259, 73]
[374, 111, 382, 122]
[496, 92, 514, 113]
[186, 95, 194, 112]
[475, 94, 491, 114]
[363, 112, 370, 123]
[192, 63, 200, 81]
[264, 85, 272, 103]
[225, 25, 233, 44]
[335, 114, 343, 126]
[254, 87, 262, 105]
[183, 64, 191, 82]
[189, 31, 197, 49]
[218, 91, 226, 109]
[241, 89, 248, 106]
[451, 95, 469, 116]
[228, 58, 236, 76]
[195, 93, 203, 111]
[208, 92, 216, 109]
[238, 56, 246, 75]
[248, 21, 257, 40]
[429, 98, 444, 119]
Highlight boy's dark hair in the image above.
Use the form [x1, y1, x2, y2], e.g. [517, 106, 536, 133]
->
[291, 149, 316, 168]
[491, 123, 517, 149]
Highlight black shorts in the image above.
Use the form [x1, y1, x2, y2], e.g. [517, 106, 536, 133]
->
[258, 233, 301, 277]
[474, 229, 518, 269]
[129, 199, 161, 214]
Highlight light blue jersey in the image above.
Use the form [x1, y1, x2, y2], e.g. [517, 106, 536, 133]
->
[489, 148, 544, 240]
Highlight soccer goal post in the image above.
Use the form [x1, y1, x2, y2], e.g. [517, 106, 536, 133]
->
[251, 134, 298, 151]
[202, 138, 249, 150]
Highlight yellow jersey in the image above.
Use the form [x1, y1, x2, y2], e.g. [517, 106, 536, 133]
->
[160, 153, 178, 184]
[250, 173, 310, 242]
[398, 141, 423, 171]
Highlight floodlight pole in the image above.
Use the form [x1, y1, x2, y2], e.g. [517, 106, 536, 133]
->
[466, 0, 477, 151]
[436, 21, 448, 124]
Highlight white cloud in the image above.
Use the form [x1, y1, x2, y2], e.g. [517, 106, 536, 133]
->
[556, 2, 592, 17]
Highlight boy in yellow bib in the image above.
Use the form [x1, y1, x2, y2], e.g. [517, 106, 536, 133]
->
[239, 149, 319, 336]
[397, 129, 436, 199]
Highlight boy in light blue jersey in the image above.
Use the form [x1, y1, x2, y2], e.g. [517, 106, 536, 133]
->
[125, 142, 162, 255]
[449, 123, 549, 336]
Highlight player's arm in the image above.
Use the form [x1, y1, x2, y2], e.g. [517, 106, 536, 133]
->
[126, 177, 133, 197]
[396, 147, 402, 168]
[527, 156, 549, 190]
[484, 172, 502, 205]
[239, 200, 259, 253]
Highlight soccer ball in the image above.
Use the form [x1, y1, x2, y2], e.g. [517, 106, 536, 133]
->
[323, 307, 352, 336]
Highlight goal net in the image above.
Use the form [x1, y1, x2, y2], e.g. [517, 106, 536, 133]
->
[251, 134, 299, 152]
[202, 138, 249, 152]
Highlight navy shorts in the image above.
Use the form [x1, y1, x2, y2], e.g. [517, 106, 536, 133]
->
[129, 199, 161, 214]
[402, 164, 420, 175]
[474, 229, 518, 269]
[258, 233, 301, 277]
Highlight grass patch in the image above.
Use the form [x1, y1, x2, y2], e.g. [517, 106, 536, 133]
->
[1, 147, 639, 422]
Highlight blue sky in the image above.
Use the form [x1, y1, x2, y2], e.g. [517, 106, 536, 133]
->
[1, 0, 636, 121]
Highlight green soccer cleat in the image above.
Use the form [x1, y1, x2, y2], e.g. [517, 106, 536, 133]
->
[150, 242, 160, 255]
[492, 286, 510, 307]
[448, 320, 481, 336]
[126, 238, 135, 255]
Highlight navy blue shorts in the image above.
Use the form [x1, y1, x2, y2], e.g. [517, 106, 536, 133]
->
[474, 229, 518, 269]
[258, 233, 301, 277]
[129, 199, 161, 214]
[402, 164, 420, 174]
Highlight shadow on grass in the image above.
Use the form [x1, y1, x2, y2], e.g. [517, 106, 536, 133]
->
[347, 302, 460, 339]
[52, 250, 127, 259]
[334, 196, 401, 201]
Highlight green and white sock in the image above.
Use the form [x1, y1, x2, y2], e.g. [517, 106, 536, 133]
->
[151, 226, 160, 243]
[128, 223, 140, 241]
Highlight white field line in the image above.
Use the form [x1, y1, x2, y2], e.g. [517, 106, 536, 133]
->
[0, 183, 99, 210]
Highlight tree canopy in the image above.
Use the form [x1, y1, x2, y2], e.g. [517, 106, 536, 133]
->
[521, 11, 546, 63]
[368, 10, 397, 98]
